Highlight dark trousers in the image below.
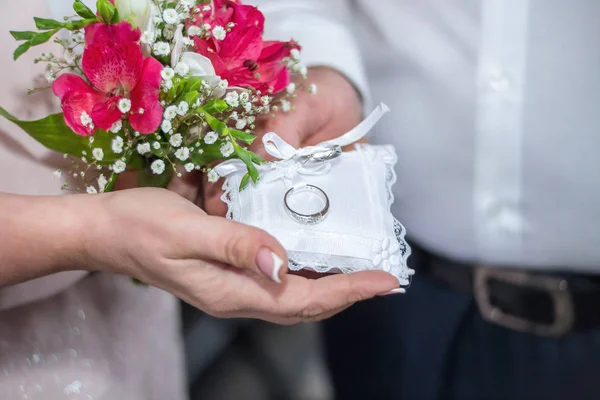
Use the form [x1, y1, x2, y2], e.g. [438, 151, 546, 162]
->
[322, 247, 600, 400]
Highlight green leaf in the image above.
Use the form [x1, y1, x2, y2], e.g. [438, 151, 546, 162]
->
[239, 173, 251, 191]
[13, 42, 31, 60]
[10, 31, 36, 41]
[202, 111, 228, 134]
[138, 165, 174, 188]
[128, 152, 146, 170]
[250, 151, 266, 165]
[104, 173, 118, 193]
[0, 108, 118, 163]
[30, 29, 60, 46]
[183, 91, 199, 106]
[111, 9, 121, 24]
[230, 129, 256, 145]
[96, 0, 116, 23]
[203, 99, 228, 114]
[184, 77, 201, 92]
[34, 17, 65, 30]
[73, 0, 97, 19]
[236, 146, 259, 183]
[65, 18, 97, 30]
[189, 143, 223, 166]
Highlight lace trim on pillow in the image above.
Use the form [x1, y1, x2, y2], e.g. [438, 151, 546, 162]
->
[221, 177, 240, 221]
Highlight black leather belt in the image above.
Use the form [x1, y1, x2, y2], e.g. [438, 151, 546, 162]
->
[413, 244, 600, 337]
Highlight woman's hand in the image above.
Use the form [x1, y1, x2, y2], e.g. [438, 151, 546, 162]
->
[82, 188, 398, 324]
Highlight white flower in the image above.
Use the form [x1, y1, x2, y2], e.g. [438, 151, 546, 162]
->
[162, 80, 173, 91]
[184, 162, 195, 172]
[137, 142, 151, 155]
[109, 120, 123, 133]
[86, 186, 98, 194]
[299, 65, 308, 78]
[261, 96, 271, 105]
[175, 62, 190, 76]
[187, 25, 202, 37]
[177, 101, 189, 115]
[152, 141, 161, 150]
[163, 9, 180, 25]
[308, 83, 318, 94]
[97, 175, 108, 191]
[212, 26, 226, 40]
[80, 111, 94, 128]
[286, 83, 296, 94]
[115, 0, 152, 29]
[290, 48, 301, 60]
[204, 131, 218, 144]
[182, 36, 194, 46]
[235, 119, 247, 130]
[207, 169, 219, 183]
[153, 42, 171, 56]
[151, 159, 166, 175]
[164, 106, 178, 120]
[118, 98, 132, 113]
[175, 147, 190, 161]
[202, 5, 211, 12]
[161, 67, 175, 81]
[163, 27, 175, 40]
[371, 237, 402, 273]
[141, 30, 155, 44]
[113, 159, 127, 174]
[239, 91, 249, 104]
[71, 31, 85, 43]
[111, 136, 124, 154]
[45, 69, 55, 84]
[53, 169, 63, 179]
[281, 100, 291, 112]
[169, 133, 183, 147]
[243, 102, 252, 112]
[218, 79, 228, 90]
[225, 91, 240, 107]
[92, 148, 104, 161]
[161, 119, 172, 133]
[180, 0, 195, 8]
[220, 141, 234, 157]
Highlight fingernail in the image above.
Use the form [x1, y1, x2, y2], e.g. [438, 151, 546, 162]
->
[378, 288, 406, 296]
[256, 248, 284, 283]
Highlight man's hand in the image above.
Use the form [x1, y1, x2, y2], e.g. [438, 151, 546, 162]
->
[203, 66, 363, 216]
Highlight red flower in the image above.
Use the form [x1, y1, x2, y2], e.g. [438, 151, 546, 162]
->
[52, 21, 163, 136]
[192, 0, 299, 94]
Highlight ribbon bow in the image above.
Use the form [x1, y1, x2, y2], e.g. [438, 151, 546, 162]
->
[214, 102, 390, 188]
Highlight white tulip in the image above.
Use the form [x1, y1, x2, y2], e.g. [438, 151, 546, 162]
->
[115, 0, 150, 28]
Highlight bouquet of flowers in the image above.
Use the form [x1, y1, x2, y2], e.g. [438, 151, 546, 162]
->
[2, 0, 310, 193]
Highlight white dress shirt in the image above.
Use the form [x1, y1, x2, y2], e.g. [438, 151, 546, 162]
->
[253, 0, 600, 272]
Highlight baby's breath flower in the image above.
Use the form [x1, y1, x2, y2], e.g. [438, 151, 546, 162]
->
[290, 48, 301, 60]
[184, 162, 195, 172]
[169, 133, 183, 147]
[308, 83, 318, 94]
[109, 120, 123, 133]
[212, 26, 226, 40]
[152, 141, 161, 150]
[220, 141, 234, 157]
[182, 37, 194, 46]
[235, 119, 247, 130]
[163, 27, 175, 40]
[202, 5, 211, 12]
[161, 67, 175, 81]
[111, 136, 124, 154]
[204, 131, 218, 144]
[151, 159, 166, 175]
[175, 147, 190, 161]
[92, 148, 104, 161]
[141, 31, 155, 44]
[80, 111, 94, 129]
[153, 42, 171, 56]
[164, 106, 178, 120]
[163, 9, 180, 25]
[225, 91, 240, 107]
[97, 174, 108, 191]
[175, 62, 190, 76]
[187, 25, 202, 37]
[137, 142, 151, 155]
[53, 169, 63, 179]
[177, 101, 189, 115]
[118, 98, 132, 113]
[286, 83, 296, 94]
[218, 79, 228, 90]
[72, 31, 85, 43]
[113, 159, 126, 174]
[261, 96, 271, 106]
[161, 120, 173, 133]
[281, 100, 292, 112]
[207, 170, 219, 183]
[86, 186, 98, 194]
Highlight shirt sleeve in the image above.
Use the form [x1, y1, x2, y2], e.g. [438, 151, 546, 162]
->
[248, 0, 370, 104]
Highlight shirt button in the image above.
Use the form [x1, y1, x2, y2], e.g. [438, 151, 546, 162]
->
[488, 69, 511, 92]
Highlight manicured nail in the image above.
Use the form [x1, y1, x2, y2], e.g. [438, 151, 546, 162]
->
[378, 288, 406, 296]
[256, 248, 284, 283]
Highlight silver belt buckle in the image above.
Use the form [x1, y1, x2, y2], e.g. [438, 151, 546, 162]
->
[473, 266, 575, 337]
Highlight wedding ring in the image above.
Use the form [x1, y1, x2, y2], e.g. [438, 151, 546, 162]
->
[284, 184, 330, 225]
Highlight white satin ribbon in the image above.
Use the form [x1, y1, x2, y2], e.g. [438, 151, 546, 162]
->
[214, 102, 390, 187]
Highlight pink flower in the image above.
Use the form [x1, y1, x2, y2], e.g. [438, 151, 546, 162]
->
[192, 0, 299, 94]
[52, 21, 163, 136]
